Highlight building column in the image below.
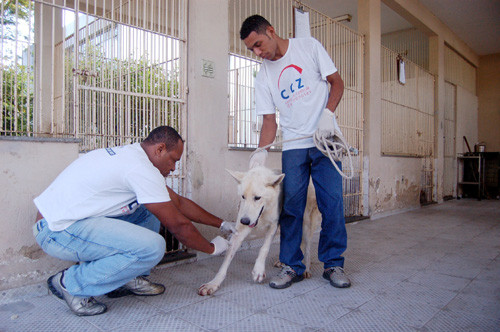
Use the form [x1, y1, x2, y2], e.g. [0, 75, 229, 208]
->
[430, 35, 445, 202]
[186, 0, 230, 214]
[34, 4, 64, 136]
[358, 0, 382, 216]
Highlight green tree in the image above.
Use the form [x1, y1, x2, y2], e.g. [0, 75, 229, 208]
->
[1, 64, 33, 134]
[1, 0, 30, 25]
[1, 0, 33, 135]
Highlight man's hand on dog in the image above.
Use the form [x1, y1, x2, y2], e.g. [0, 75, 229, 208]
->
[220, 220, 238, 239]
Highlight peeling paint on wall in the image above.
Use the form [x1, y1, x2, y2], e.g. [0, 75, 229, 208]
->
[0, 245, 44, 263]
[19, 245, 44, 260]
[371, 175, 420, 215]
[369, 177, 381, 193]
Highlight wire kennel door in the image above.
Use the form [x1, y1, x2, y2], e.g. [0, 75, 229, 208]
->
[32, 0, 189, 260]
[381, 46, 436, 203]
[228, 0, 365, 218]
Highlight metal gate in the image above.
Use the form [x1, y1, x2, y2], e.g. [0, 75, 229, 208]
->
[2, 0, 189, 259]
[381, 46, 436, 203]
[228, 0, 365, 218]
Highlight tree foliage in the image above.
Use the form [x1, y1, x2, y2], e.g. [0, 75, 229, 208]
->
[1, 0, 31, 25]
[1, 65, 33, 134]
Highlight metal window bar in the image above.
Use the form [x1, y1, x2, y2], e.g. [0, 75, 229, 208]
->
[382, 28, 429, 71]
[1, 0, 188, 258]
[381, 46, 435, 157]
[381, 46, 435, 202]
[228, 0, 365, 217]
[444, 45, 476, 95]
[1, 0, 35, 136]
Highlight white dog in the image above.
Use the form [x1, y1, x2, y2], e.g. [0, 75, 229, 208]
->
[198, 166, 321, 296]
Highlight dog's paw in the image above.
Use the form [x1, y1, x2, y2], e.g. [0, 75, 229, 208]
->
[198, 283, 219, 296]
[304, 270, 312, 279]
[252, 269, 266, 283]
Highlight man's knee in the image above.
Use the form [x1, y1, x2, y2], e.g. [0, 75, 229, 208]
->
[139, 232, 166, 264]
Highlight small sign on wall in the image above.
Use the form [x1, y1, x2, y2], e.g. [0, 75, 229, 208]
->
[294, 7, 311, 38]
[202, 59, 215, 78]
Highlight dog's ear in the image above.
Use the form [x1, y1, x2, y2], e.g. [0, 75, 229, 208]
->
[226, 169, 245, 183]
[267, 173, 285, 188]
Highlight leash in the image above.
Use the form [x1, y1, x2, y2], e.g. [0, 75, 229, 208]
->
[252, 130, 357, 179]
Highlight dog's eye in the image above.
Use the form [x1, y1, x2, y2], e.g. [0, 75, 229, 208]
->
[241, 195, 245, 200]
[254, 196, 261, 201]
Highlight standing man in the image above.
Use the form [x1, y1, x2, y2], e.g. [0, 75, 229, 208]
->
[33, 126, 236, 316]
[240, 15, 351, 289]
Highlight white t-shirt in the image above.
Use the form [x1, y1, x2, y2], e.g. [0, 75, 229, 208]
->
[255, 37, 337, 150]
[34, 143, 171, 231]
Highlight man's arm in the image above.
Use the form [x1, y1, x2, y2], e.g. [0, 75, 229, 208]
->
[325, 72, 344, 112]
[165, 186, 222, 228]
[143, 201, 215, 254]
[258, 114, 278, 148]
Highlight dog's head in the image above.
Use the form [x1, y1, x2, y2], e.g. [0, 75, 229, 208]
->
[227, 166, 284, 229]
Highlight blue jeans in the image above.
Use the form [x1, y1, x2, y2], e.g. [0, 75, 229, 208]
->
[34, 205, 166, 297]
[279, 147, 347, 275]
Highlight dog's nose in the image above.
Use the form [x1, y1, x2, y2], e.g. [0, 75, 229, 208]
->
[240, 217, 250, 225]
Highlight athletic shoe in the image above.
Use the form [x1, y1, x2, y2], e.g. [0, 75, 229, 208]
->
[269, 265, 304, 289]
[106, 276, 165, 298]
[323, 266, 351, 288]
[47, 270, 107, 316]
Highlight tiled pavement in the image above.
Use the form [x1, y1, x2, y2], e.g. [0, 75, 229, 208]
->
[1, 199, 499, 331]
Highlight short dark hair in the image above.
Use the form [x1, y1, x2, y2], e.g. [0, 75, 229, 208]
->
[240, 15, 271, 40]
[143, 126, 184, 151]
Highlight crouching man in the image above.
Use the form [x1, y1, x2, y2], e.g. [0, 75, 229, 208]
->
[33, 126, 236, 316]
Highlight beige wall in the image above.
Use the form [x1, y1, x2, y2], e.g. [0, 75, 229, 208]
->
[0, 138, 79, 290]
[185, 0, 281, 245]
[478, 54, 500, 152]
[456, 86, 479, 154]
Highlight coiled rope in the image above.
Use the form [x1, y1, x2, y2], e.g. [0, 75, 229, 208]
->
[252, 129, 357, 179]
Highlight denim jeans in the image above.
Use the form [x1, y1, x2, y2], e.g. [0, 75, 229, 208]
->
[34, 205, 166, 297]
[279, 147, 347, 275]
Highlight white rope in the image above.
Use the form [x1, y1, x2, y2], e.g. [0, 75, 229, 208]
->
[313, 130, 355, 179]
[253, 131, 356, 179]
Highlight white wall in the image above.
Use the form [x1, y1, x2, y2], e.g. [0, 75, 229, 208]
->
[0, 138, 79, 290]
[185, 0, 281, 242]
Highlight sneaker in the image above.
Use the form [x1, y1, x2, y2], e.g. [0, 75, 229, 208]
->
[269, 265, 304, 289]
[106, 276, 165, 298]
[323, 266, 351, 288]
[47, 270, 107, 316]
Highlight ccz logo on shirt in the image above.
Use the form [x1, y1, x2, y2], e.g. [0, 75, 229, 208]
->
[278, 64, 304, 100]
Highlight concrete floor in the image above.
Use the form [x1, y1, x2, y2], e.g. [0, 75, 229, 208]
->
[1, 199, 499, 331]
